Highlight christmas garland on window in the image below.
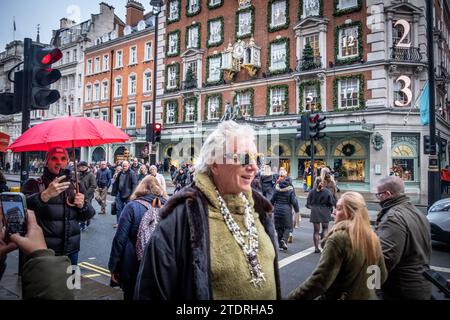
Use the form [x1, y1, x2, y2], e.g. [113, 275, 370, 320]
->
[267, 37, 290, 76]
[165, 62, 180, 93]
[334, 21, 363, 66]
[266, 84, 289, 115]
[206, 17, 224, 48]
[333, 74, 365, 112]
[206, 53, 224, 86]
[186, 0, 201, 17]
[204, 93, 222, 121]
[333, 0, 362, 17]
[163, 99, 179, 125]
[298, 0, 323, 21]
[298, 80, 322, 114]
[167, 0, 181, 25]
[233, 88, 254, 117]
[166, 30, 180, 57]
[267, 0, 290, 33]
[185, 22, 201, 49]
[183, 96, 198, 122]
[235, 5, 255, 40]
[208, 0, 223, 10]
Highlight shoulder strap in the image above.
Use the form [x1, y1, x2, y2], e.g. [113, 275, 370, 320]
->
[152, 197, 162, 208]
[135, 199, 152, 210]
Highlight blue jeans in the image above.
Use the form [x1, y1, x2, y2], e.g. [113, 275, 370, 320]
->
[115, 196, 129, 223]
[68, 252, 79, 266]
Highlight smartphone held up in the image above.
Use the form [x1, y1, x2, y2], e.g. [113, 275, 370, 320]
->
[1, 192, 28, 236]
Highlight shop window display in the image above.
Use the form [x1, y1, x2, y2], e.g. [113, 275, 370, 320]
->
[334, 159, 365, 182]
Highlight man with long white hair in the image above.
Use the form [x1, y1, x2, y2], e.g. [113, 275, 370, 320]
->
[135, 120, 280, 300]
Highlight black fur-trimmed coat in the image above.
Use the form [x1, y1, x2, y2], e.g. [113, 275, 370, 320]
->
[134, 184, 281, 300]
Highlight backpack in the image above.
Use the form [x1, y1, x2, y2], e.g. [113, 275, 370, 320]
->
[135, 197, 162, 261]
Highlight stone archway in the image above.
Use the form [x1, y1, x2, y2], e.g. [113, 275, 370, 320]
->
[91, 147, 106, 163]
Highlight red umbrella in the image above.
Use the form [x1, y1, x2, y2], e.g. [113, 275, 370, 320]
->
[8, 116, 130, 197]
[8, 116, 129, 152]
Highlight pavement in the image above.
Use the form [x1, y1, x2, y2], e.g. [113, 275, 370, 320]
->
[0, 171, 427, 300]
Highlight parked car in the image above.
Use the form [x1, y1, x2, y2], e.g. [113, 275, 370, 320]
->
[427, 198, 450, 244]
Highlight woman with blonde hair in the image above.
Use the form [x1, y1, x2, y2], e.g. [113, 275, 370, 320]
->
[289, 192, 387, 300]
[108, 175, 167, 299]
[320, 167, 337, 202]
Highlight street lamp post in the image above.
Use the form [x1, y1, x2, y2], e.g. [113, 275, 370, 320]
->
[150, 0, 162, 165]
[426, 0, 440, 208]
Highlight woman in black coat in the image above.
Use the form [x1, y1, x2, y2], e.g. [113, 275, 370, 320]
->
[271, 180, 300, 251]
[108, 175, 167, 300]
[306, 177, 335, 253]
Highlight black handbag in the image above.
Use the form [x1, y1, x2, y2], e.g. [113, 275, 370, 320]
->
[111, 202, 117, 216]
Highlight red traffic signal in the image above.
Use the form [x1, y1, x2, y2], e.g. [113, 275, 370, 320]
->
[40, 49, 63, 65]
[30, 45, 62, 110]
[308, 113, 326, 140]
[153, 123, 162, 142]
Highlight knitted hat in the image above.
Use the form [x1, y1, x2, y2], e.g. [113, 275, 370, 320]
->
[45, 146, 69, 165]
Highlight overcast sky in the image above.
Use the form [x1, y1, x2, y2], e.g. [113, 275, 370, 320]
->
[0, 1, 154, 50]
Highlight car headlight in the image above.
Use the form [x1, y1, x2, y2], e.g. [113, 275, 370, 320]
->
[429, 203, 450, 212]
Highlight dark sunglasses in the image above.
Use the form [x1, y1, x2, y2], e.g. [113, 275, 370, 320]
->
[50, 156, 67, 161]
[224, 152, 264, 166]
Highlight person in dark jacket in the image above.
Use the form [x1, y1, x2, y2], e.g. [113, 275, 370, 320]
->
[173, 168, 187, 193]
[108, 175, 167, 300]
[375, 176, 432, 300]
[306, 177, 335, 253]
[260, 165, 275, 200]
[0, 209, 74, 299]
[21, 147, 95, 266]
[78, 161, 97, 231]
[95, 161, 112, 214]
[271, 179, 299, 251]
[134, 121, 281, 300]
[111, 160, 138, 226]
[0, 172, 10, 193]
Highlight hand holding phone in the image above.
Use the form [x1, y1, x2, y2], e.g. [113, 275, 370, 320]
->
[40, 176, 71, 203]
[423, 269, 450, 298]
[1, 192, 28, 237]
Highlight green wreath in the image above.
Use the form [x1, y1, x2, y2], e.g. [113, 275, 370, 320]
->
[342, 143, 355, 157]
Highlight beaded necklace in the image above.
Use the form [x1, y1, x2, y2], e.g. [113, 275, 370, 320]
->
[216, 190, 266, 287]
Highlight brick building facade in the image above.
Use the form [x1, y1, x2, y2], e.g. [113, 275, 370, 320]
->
[153, 0, 450, 195]
[82, 1, 156, 163]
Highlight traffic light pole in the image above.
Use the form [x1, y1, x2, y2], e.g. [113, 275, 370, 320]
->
[20, 38, 32, 187]
[426, 2, 440, 208]
[150, 7, 160, 166]
[310, 138, 315, 190]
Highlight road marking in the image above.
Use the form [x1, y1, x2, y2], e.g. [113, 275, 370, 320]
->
[88, 257, 96, 260]
[81, 262, 110, 273]
[82, 274, 102, 278]
[279, 246, 316, 268]
[431, 266, 450, 274]
[78, 262, 111, 277]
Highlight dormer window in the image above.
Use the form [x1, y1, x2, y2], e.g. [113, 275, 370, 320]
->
[124, 25, 132, 36]
[137, 20, 146, 31]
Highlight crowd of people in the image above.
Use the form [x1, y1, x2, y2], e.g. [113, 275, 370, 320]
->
[0, 120, 442, 301]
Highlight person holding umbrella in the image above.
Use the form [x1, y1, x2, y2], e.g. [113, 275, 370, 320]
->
[21, 147, 95, 266]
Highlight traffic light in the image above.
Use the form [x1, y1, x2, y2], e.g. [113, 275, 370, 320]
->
[440, 139, 447, 156]
[424, 135, 431, 154]
[146, 123, 153, 143]
[0, 71, 24, 115]
[29, 44, 62, 109]
[309, 113, 326, 140]
[153, 123, 162, 143]
[296, 115, 309, 140]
